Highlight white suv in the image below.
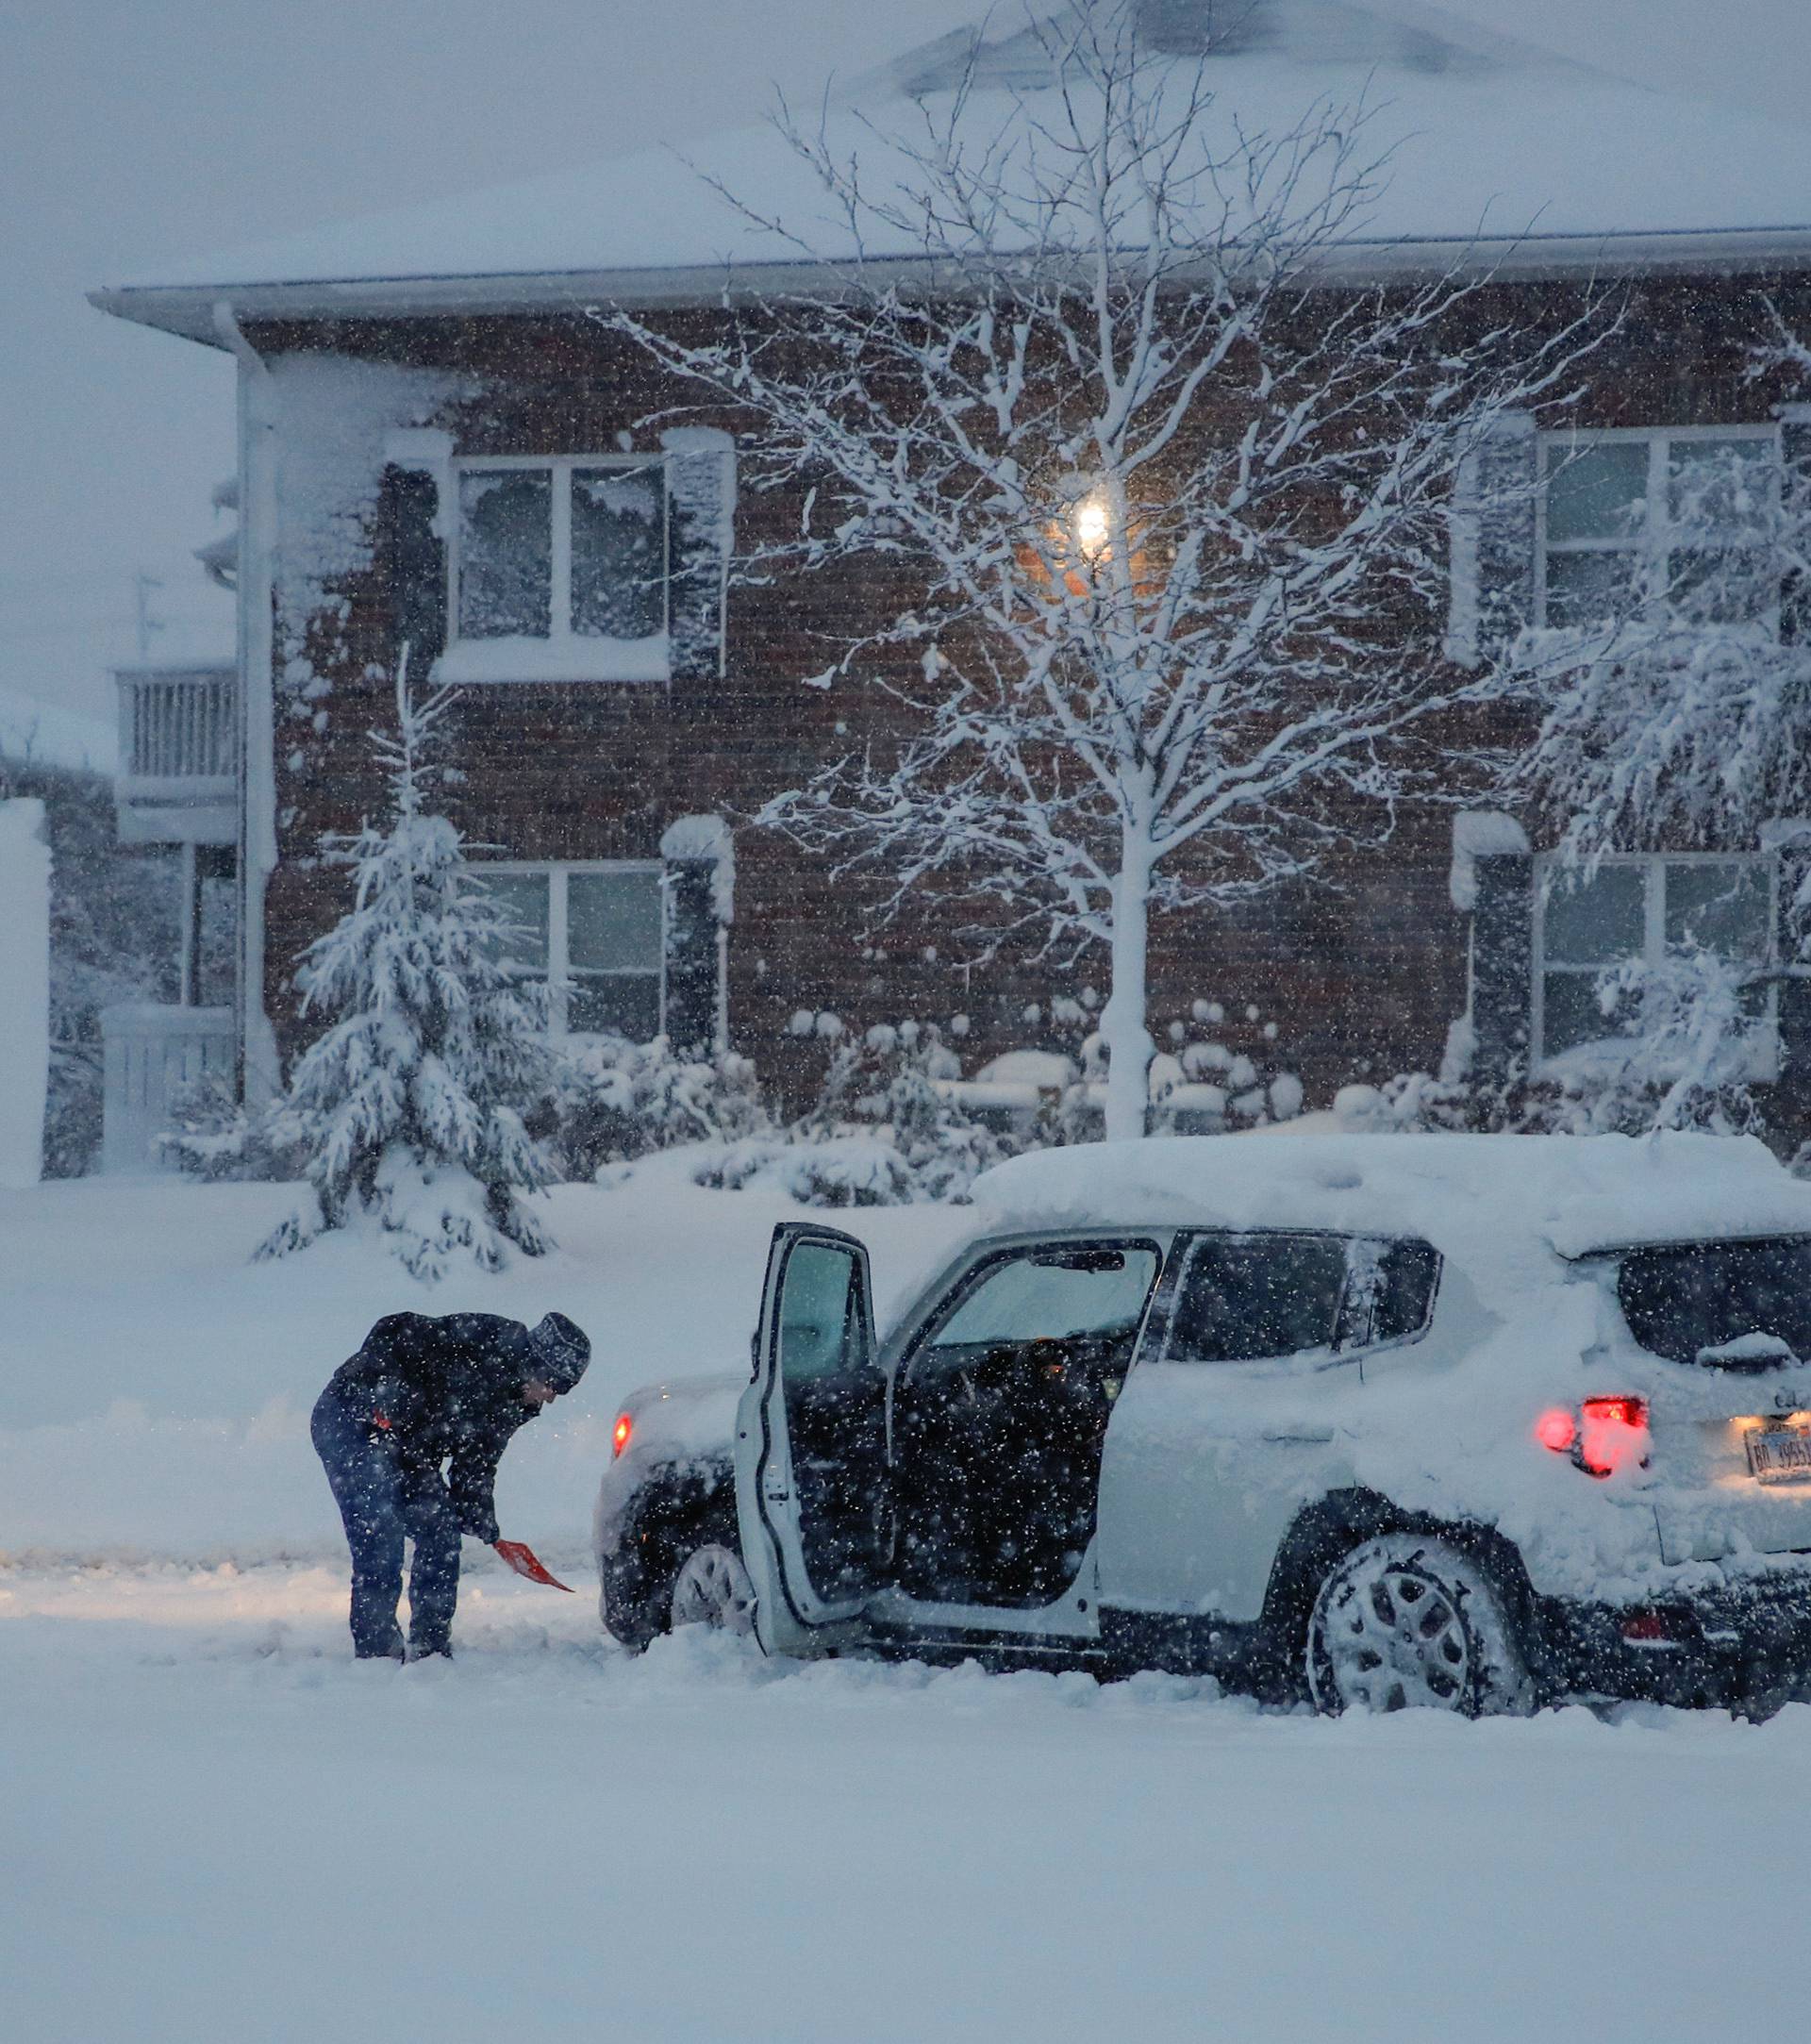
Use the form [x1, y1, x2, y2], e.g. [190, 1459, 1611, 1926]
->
[597, 1133, 1811, 1714]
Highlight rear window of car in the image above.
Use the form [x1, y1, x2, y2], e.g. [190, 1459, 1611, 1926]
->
[1163, 1233, 1440, 1364]
[1617, 1235, 1811, 1368]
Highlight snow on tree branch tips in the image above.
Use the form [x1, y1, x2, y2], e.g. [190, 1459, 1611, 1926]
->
[606, 0, 1608, 1141]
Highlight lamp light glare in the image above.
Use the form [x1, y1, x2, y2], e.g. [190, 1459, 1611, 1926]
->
[1073, 493, 1111, 557]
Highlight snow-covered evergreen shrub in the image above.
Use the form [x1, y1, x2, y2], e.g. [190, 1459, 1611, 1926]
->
[259, 667, 555, 1280]
[851, 1021, 1009, 1200]
[538, 1035, 770, 1179]
[158, 1075, 308, 1183]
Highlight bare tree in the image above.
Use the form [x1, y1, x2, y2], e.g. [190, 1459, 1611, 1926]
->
[608, 0, 1598, 1138]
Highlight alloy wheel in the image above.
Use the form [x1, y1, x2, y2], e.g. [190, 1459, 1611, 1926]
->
[1307, 1536, 1531, 1716]
[669, 1542, 756, 1636]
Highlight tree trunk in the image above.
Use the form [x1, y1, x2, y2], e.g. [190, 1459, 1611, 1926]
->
[1098, 852, 1154, 1143]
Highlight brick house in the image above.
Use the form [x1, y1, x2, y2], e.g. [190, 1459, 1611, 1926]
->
[90, 2, 1811, 1146]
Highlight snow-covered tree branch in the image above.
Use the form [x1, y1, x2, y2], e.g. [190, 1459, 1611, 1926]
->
[1515, 320, 1811, 873]
[606, 0, 1603, 1137]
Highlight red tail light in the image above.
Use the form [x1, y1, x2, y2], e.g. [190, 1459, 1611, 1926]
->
[1535, 1407, 1577, 1454]
[1537, 1396, 1650, 1477]
[611, 1413, 633, 1457]
[1579, 1396, 1649, 1478]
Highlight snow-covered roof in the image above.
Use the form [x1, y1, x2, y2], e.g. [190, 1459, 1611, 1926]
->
[972, 1131, 1811, 1264]
[0, 685, 116, 777]
[92, 0, 1811, 347]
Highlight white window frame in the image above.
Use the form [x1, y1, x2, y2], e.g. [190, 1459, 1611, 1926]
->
[476, 859, 666, 1041]
[1531, 850, 1780, 1076]
[1535, 423, 1781, 632]
[440, 455, 671, 683]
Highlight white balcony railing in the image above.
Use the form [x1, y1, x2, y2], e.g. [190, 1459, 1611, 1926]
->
[114, 663, 236, 845]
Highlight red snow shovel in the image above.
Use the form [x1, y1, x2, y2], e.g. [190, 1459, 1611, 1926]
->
[492, 1539, 573, 1592]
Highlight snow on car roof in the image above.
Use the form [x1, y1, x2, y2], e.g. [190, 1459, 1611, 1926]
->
[972, 1131, 1811, 1265]
[95, 3, 1811, 330]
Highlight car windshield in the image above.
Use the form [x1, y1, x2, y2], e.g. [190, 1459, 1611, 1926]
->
[1617, 1236, 1811, 1368]
[922, 1245, 1160, 1360]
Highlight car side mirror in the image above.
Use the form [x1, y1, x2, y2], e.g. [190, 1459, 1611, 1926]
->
[749, 1327, 760, 1380]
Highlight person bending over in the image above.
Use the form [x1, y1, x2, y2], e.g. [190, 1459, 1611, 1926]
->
[311, 1310, 590, 1660]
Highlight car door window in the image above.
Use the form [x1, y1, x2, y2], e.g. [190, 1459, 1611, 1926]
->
[777, 1240, 868, 1384]
[1337, 1238, 1441, 1349]
[1162, 1233, 1440, 1364]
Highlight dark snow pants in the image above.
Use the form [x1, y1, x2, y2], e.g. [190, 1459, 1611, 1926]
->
[311, 1387, 462, 1659]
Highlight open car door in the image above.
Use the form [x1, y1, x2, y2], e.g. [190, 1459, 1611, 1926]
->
[734, 1222, 885, 1656]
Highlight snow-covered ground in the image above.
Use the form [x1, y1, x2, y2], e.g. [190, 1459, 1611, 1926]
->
[4, 1163, 1804, 2041]
[7, 1556, 1809, 2043]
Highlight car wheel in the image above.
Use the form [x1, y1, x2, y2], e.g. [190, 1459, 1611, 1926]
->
[669, 1541, 756, 1637]
[1306, 1534, 1534, 1716]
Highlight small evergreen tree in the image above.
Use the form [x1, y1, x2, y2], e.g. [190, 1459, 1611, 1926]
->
[261, 660, 554, 1279]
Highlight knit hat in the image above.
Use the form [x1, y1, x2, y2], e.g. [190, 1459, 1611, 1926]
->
[527, 1312, 590, 1393]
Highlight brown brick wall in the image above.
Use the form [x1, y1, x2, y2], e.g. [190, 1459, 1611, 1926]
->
[248, 272, 1811, 1107]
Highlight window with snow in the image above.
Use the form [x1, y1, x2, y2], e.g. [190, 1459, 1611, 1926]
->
[1534, 853, 1776, 1063]
[1160, 1234, 1437, 1364]
[448, 457, 669, 679]
[473, 863, 664, 1039]
[1537, 426, 1780, 630]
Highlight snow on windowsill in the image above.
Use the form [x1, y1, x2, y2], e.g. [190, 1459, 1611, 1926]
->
[434, 635, 671, 686]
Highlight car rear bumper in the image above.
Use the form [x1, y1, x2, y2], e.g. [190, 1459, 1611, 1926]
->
[1550, 1567, 1811, 1713]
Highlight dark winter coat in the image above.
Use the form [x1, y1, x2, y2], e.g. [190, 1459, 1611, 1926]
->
[323, 1313, 542, 1544]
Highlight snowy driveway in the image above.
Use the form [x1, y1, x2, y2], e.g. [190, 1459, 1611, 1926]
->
[3, 1557, 1802, 2044]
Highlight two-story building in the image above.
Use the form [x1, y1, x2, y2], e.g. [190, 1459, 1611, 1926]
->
[90, 0, 1811, 1153]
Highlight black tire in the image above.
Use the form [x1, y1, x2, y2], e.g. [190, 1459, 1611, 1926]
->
[599, 1488, 742, 1652]
[1305, 1534, 1535, 1716]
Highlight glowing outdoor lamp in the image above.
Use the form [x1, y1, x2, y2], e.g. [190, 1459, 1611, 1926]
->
[1072, 489, 1113, 559]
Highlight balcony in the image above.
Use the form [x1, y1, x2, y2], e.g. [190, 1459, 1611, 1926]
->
[114, 661, 236, 846]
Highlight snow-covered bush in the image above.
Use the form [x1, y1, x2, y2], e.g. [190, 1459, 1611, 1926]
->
[259, 667, 555, 1280]
[1148, 997, 1304, 1138]
[1333, 1019, 1484, 1134]
[537, 1035, 770, 1180]
[1520, 948, 1769, 1137]
[158, 1076, 308, 1183]
[1012, 989, 1304, 1142]
[697, 1132, 917, 1208]
[694, 1017, 1008, 1205]
[1348, 963, 1769, 1139]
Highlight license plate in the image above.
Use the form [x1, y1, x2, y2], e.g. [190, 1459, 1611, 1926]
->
[1747, 1422, 1811, 1484]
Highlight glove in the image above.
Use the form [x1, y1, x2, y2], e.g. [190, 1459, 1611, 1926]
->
[492, 1538, 573, 1592]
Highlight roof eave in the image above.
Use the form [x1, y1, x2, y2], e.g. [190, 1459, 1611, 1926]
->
[91, 224, 1811, 348]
